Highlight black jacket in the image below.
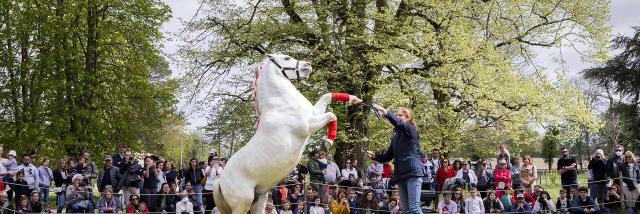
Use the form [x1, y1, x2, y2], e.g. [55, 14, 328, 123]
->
[152, 193, 178, 212]
[373, 111, 425, 181]
[620, 162, 640, 190]
[98, 166, 122, 192]
[119, 162, 143, 188]
[184, 168, 204, 186]
[587, 158, 607, 184]
[307, 159, 323, 182]
[53, 170, 71, 189]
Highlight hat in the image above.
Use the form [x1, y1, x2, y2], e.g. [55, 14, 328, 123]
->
[7, 150, 16, 157]
[72, 174, 84, 181]
[104, 155, 113, 160]
[499, 159, 507, 164]
[517, 193, 524, 198]
[209, 149, 217, 155]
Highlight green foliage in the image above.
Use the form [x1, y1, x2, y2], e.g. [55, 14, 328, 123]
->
[542, 126, 561, 171]
[0, 0, 177, 161]
[583, 26, 640, 153]
[180, 0, 609, 163]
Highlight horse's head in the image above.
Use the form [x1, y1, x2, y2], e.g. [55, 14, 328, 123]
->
[265, 54, 312, 80]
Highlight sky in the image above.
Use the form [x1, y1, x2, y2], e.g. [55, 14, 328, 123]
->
[160, 0, 640, 131]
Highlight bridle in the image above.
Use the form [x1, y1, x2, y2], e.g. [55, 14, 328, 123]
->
[268, 56, 301, 80]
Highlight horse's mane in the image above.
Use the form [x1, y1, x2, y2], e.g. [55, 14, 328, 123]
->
[252, 63, 264, 127]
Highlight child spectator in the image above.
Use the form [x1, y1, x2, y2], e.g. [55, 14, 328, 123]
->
[464, 187, 484, 214]
[555, 189, 570, 214]
[437, 193, 457, 214]
[483, 191, 503, 213]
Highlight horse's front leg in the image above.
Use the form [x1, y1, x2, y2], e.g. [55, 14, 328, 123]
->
[313, 93, 360, 115]
[308, 112, 336, 133]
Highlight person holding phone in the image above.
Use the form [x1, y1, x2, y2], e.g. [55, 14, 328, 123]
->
[366, 105, 425, 214]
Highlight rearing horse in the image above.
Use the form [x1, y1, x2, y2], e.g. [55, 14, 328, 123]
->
[214, 54, 360, 214]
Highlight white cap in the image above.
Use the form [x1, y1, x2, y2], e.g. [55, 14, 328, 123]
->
[7, 150, 16, 157]
[72, 174, 84, 181]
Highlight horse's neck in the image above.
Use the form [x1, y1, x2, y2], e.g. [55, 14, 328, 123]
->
[256, 64, 310, 112]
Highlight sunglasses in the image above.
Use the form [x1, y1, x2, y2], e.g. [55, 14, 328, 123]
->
[132, 198, 139, 201]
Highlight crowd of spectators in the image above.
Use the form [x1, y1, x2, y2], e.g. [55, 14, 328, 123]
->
[0, 142, 638, 214]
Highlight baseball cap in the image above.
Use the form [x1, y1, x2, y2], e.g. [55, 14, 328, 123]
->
[104, 155, 113, 160]
[499, 159, 507, 164]
[7, 150, 16, 157]
[517, 193, 524, 198]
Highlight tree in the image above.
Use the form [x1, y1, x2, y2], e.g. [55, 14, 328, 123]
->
[180, 0, 608, 168]
[542, 126, 561, 171]
[0, 0, 177, 160]
[583, 26, 640, 153]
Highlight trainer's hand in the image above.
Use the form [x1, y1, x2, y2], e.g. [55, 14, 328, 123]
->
[372, 104, 388, 115]
[365, 150, 375, 158]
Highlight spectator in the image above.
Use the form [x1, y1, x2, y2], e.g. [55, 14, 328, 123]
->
[137, 202, 150, 214]
[98, 186, 118, 213]
[66, 174, 94, 213]
[520, 155, 538, 193]
[141, 156, 159, 205]
[346, 188, 359, 214]
[37, 158, 53, 205]
[603, 184, 622, 214]
[420, 153, 433, 194]
[76, 151, 98, 188]
[331, 190, 350, 214]
[119, 150, 142, 206]
[483, 191, 503, 213]
[513, 193, 532, 214]
[156, 160, 166, 192]
[475, 160, 493, 198]
[341, 160, 358, 180]
[557, 147, 578, 193]
[265, 202, 278, 214]
[29, 190, 42, 213]
[369, 176, 384, 202]
[389, 198, 400, 214]
[353, 160, 364, 182]
[428, 149, 441, 184]
[382, 163, 393, 188]
[127, 194, 142, 213]
[294, 201, 304, 214]
[113, 143, 127, 169]
[511, 157, 522, 190]
[176, 190, 194, 214]
[16, 195, 30, 213]
[153, 183, 178, 213]
[280, 200, 293, 214]
[436, 159, 456, 191]
[0, 192, 15, 213]
[533, 191, 555, 213]
[98, 155, 122, 205]
[15, 154, 39, 193]
[308, 151, 324, 194]
[455, 160, 477, 189]
[324, 154, 341, 184]
[437, 193, 457, 214]
[164, 161, 178, 185]
[464, 187, 484, 214]
[587, 149, 607, 208]
[497, 145, 511, 167]
[358, 190, 378, 214]
[288, 184, 304, 211]
[620, 151, 639, 214]
[272, 180, 288, 208]
[187, 187, 202, 214]
[310, 197, 324, 214]
[184, 158, 204, 211]
[555, 189, 570, 214]
[367, 160, 383, 183]
[494, 159, 512, 198]
[607, 145, 625, 186]
[452, 159, 463, 172]
[378, 195, 390, 213]
[53, 159, 70, 213]
[500, 188, 513, 212]
[452, 189, 465, 213]
[571, 186, 598, 214]
[204, 155, 223, 212]
[12, 170, 29, 205]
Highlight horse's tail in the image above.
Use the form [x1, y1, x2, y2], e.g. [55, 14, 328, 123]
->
[214, 179, 232, 214]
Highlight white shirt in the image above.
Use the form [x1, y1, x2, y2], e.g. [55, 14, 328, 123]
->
[464, 197, 484, 214]
[341, 168, 358, 179]
[309, 206, 325, 214]
[204, 165, 223, 190]
[176, 198, 194, 214]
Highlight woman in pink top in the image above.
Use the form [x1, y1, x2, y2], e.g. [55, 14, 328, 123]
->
[493, 159, 512, 198]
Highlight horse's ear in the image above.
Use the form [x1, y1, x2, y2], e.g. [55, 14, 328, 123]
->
[266, 54, 274, 58]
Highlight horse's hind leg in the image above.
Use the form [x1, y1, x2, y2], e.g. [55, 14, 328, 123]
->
[223, 183, 254, 214]
[249, 192, 268, 214]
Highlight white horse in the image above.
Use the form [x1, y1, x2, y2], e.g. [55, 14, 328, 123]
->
[214, 54, 360, 214]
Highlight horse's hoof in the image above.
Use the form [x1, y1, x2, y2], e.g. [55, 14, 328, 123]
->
[323, 139, 334, 150]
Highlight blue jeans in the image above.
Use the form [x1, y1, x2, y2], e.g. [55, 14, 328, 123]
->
[56, 191, 66, 213]
[40, 185, 50, 204]
[194, 184, 204, 212]
[398, 177, 423, 214]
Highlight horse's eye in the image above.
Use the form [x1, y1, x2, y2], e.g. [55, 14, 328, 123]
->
[284, 57, 291, 60]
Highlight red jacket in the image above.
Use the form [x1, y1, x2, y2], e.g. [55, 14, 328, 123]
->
[436, 166, 456, 189]
[382, 164, 393, 178]
[493, 168, 512, 189]
[127, 203, 149, 214]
